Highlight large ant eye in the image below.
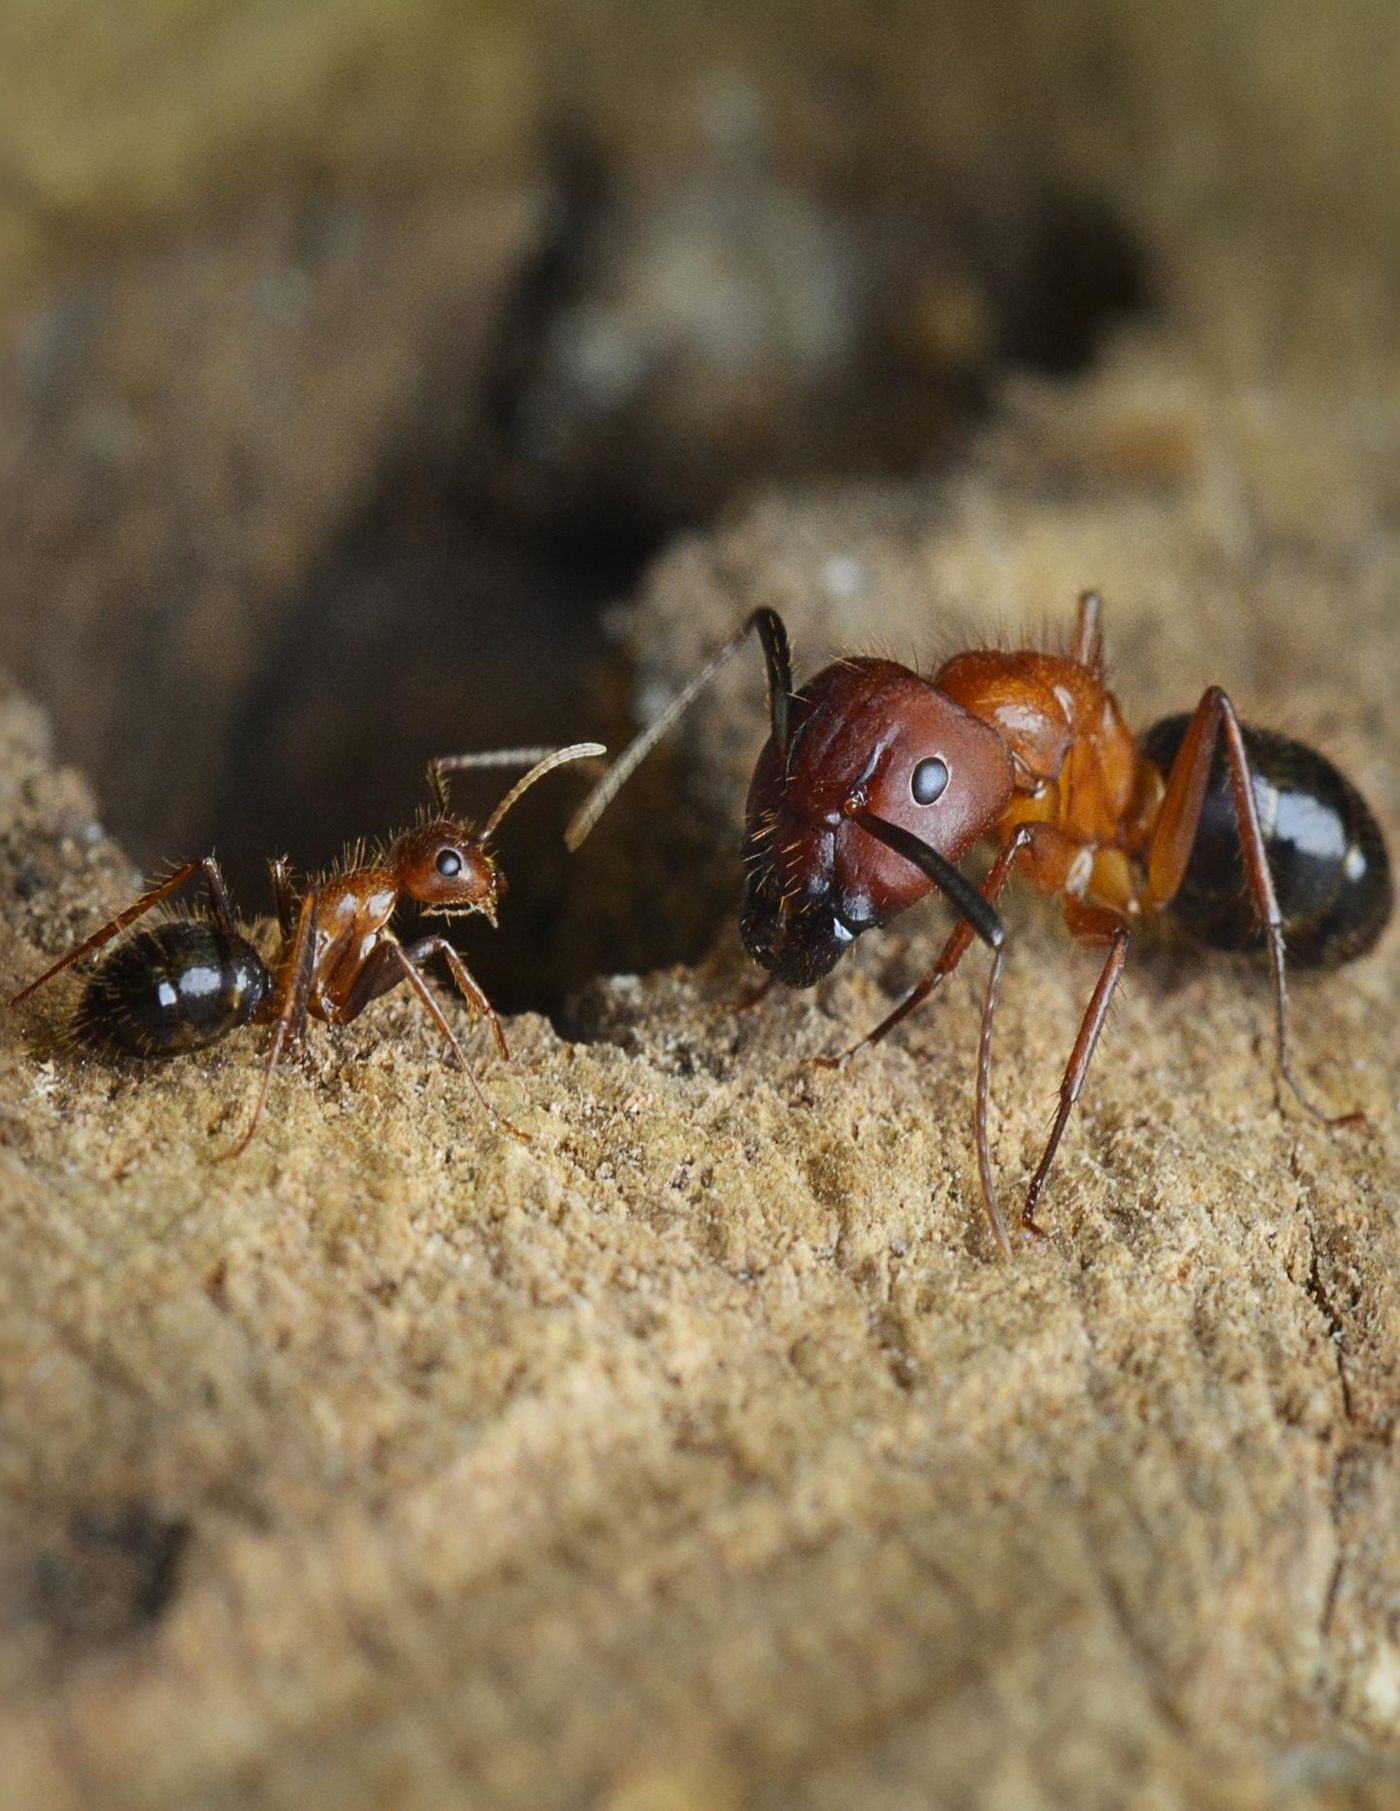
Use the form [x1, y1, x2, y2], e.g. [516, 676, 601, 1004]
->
[435, 848, 464, 878]
[911, 756, 950, 805]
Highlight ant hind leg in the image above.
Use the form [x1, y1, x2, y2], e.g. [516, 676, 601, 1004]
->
[8, 856, 239, 1008]
[1143, 686, 1362, 1128]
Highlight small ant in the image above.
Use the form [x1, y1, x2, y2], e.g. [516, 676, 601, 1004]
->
[8, 744, 604, 1156]
[567, 592, 1391, 1256]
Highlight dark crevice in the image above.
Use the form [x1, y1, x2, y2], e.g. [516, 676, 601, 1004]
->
[32, 1503, 191, 1651]
[201, 148, 1147, 1015]
[7, 141, 1149, 1018]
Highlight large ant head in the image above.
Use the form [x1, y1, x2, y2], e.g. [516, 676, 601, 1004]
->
[400, 744, 606, 925]
[741, 659, 1015, 986]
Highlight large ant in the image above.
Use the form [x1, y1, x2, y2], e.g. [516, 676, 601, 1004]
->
[8, 744, 603, 1156]
[567, 592, 1391, 1256]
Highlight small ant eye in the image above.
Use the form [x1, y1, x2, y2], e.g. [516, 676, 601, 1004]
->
[911, 756, 950, 805]
[435, 848, 464, 878]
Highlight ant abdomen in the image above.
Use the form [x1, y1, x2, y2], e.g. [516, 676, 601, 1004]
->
[1140, 716, 1393, 967]
[75, 922, 271, 1058]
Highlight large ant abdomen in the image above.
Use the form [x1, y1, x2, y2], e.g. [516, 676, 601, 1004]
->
[1140, 716, 1392, 967]
[76, 922, 271, 1057]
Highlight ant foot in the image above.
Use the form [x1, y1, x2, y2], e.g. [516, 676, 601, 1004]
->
[1278, 1070, 1369, 1133]
[1317, 1107, 1369, 1132]
[1019, 1214, 1050, 1244]
[727, 974, 778, 1014]
[212, 1126, 258, 1164]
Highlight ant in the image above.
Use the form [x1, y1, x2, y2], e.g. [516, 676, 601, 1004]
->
[567, 592, 1391, 1256]
[8, 744, 604, 1157]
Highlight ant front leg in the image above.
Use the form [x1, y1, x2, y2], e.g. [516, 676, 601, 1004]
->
[1020, 901, 1131, 1241]
[8, 856, 239, 1008]
[324, 937, 522, 1138]
[404, 937, 512, 1064]
[388, 943, 525, 1141]
[816, 825, 1034, 1071]
[1143, 687, 1361, 1128]
[848, 812, 1032, 1259]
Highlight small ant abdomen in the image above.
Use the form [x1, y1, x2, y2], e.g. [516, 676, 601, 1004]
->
[1140, 716, 1393, 967]
[76, 922, 271, 1057]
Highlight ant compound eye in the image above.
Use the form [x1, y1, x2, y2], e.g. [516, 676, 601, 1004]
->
[911, 756, 950, 806]
[435, 848, 464, 878]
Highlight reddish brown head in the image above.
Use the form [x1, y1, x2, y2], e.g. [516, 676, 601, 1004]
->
[740, 658, 1016, 985]
[397, 743, 606, 926]
[391, 817, 502, 921]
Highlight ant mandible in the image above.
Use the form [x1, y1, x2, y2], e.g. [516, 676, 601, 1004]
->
[566, 592, 1391, 1256]
[8, 744, 604, 1157]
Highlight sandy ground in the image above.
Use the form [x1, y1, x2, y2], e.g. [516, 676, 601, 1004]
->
[1, 4, 1398, 1804]
[1, 350, 1397, 1809]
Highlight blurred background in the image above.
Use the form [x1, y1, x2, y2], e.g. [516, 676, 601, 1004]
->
[0, 0, 1395, 1008]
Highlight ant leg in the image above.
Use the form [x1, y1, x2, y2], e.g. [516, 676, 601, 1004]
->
[218, 890, 317, 1160]
[327, 937, 520, 1133]
[818, 825, 1035, 1069]
[311, 933, 500, 1051]
[1143, 687, 1360, 1127]
[384, 944, 526, 1142]
[566, 607, 792, 851]
[8, 856, 237, 1007]
[1020, 904, 1130, 1240]
[973, 934, 1013, 1260]
[267, 859, 297, 940]
[852, 809, 1020, 1257]
[730, 972, 779, 1013]
[1071, 590, 1105, 674]
[404, 938, 511, 1063]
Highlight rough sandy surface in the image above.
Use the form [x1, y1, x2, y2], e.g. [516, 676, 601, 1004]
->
[2, 355, 1397, 1809]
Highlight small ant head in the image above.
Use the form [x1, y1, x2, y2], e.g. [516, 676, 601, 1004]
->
[399, 745, 607, 926]
[393, 818, 502, 923]
[740, 659, 1015, 985]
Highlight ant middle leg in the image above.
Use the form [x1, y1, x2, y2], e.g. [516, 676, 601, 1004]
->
[219, 889, 318, 1160]
[1143, 687, 1361, 1127]
[1019, 902, 1130, 1240]
[8, 856, 239, 1008]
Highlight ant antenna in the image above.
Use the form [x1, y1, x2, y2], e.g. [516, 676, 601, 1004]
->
[426, 759, 453, 816]
[435, 746, 584, 771]
[434, 743, 606, 844]
[565, 608, 792, 852]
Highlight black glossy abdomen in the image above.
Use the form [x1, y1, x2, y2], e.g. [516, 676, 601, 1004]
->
[76, 921, 270, 1056]
[1140, 716, 1392, 967]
